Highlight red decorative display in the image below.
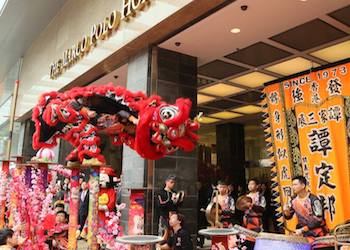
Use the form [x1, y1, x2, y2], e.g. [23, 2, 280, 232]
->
[32, 84, 199, 164]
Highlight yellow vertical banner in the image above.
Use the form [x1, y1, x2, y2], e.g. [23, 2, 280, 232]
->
[265, 61, 350, 230]
[282, 72, 316, 178]
[295, 97, 350, 229]
[264, 84, 297, 230]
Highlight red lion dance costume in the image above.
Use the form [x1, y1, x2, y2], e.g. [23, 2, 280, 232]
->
[32, 84, 199, 165]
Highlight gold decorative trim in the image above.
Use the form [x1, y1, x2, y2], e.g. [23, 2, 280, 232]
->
[289, 127, 299, 147]
[286, 110, 297, 128]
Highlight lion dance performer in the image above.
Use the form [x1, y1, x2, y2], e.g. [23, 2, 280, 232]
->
[32, 84, 200, 166]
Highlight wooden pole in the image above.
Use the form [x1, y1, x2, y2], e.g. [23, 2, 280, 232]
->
[6, 58, 22, 160]
[87, 166, 100, 250]
[68, 167, 80, 250]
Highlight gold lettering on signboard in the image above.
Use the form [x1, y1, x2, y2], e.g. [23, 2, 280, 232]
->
[50, 1, 148, 79]
[122, 0, 150, 20]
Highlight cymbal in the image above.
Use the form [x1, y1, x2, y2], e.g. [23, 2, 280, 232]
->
[236, 195, 252, 211]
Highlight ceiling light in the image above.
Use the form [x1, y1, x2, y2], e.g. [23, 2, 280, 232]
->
[265, 57, 319, 76]
[209, 111, 242, 119]
[197, 94, 215, 104]
[199, 116, 220, 124]
[310, 40, 350, 63]
[199, 83, 244, 97]
[0, 0, 8, 17]
[230, 72, 277, 88]
[232, 105, 262, 114]
[230, 28, 241, 34]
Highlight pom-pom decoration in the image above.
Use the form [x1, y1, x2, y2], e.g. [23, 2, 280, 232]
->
[31, 147, 55, 163]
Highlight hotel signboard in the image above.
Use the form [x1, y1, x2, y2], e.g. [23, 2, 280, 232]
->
[50, 0, 150, 79]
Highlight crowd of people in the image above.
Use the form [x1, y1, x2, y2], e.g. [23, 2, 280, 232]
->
[155, 174, 334, 250]
[0, 171, 338, 250]
[0, 173, 103, 250]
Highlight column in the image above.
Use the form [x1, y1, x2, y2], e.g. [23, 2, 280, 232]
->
[121, 47, 198, 236]
[121, 49, 150, 232]
[151, 47, 198, 235]
[216, 123, 246, 187]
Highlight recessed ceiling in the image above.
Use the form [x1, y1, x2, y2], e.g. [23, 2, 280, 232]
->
[198, 77, 215, 86]
[200, 116, 220, 124]
[198, 60, 247, 79]
[197, 94, 215, 104]
[199, 83, 244, 97]
[232, 105, 262, 114]
[310, 40, 350, 63]
[265, 57, 320, 76]
[328, 5, 350, 27]
[205, 99, 241, 110]
[160, 1, 350, 126]
[230, 91, 262, 103]
[229, 72, 277, 88]
[209, 111, 242, 119]
[270, 19, 348, 51]
[225, 42, 292, 67]
[198, 106, 217, 115]
[160, 1, 349, 66]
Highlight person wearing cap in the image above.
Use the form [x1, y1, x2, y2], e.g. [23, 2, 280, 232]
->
[157, 175, 183, 238]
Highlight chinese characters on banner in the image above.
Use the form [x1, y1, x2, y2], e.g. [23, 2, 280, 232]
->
[264, 83, 297, 230]
[264, 61, 350, 229]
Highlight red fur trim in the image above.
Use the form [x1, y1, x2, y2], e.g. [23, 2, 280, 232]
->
[134, 106, 164, 160]
[77, 149, 102, 162]
[172, 138, 195, 152]
[79, 137, 101, 146]
[32, 84, 199, 161]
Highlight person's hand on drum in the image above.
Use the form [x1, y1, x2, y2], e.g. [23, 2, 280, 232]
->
[295, 228, 303, 236]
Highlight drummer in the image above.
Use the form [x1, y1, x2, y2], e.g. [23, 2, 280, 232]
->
[156, 175, 182, 237]
[159, 213, 193, 250]
[240, 179, 266, 233]
[212, 180, 235, 227]
[246, 179, 266, 212]
[283, 176, 329, 239]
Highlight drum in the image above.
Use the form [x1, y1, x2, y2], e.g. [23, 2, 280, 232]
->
[312, 234, 350, 250]
[254, 233, 311, 250]
[233, 225, 259, 250]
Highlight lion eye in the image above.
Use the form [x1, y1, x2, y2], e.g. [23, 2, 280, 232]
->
[160, 106, 178, 121]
